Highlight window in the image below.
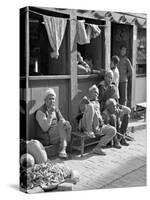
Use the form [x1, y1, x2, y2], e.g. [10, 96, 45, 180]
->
[136, 28, 146, 75]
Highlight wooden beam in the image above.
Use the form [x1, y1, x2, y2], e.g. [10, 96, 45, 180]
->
[104, 19, 111, 70]
[131, 24, 137, 108]
[25, 7, 30, 139]
[68, 11, 78, 128]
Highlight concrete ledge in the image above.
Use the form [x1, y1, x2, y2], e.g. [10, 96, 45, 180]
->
[128, 118, 146, 133]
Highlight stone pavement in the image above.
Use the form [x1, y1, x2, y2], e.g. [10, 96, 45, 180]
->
[53, 128, 147, 191]
[101, 165, 146, 189]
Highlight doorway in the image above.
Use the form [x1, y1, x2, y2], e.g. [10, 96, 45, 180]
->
[111, 23, 133, 108]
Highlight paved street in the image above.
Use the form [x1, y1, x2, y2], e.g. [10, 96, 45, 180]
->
[101, 165, 146, 189]
[53, 128, 147, 191]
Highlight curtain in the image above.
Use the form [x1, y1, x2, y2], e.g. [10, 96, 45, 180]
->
[77, 20, 101, 45]
[43, 15, 67, 59]
[77, 20, 90, 45]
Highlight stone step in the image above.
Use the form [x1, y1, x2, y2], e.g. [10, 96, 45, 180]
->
[128, 118, 146, 133]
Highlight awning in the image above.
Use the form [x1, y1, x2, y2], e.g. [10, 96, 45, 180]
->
[29, 7, 147, 28]
[92, 11, 146, 28]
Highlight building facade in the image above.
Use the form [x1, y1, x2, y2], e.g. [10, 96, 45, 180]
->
[20, 7, 147, 139]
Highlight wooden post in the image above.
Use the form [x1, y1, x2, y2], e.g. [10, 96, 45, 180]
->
[104, 19, 111, 70]
[25, 7, 30, 139]
[131, 24, 137, 109]
[68, 11, 78, 128]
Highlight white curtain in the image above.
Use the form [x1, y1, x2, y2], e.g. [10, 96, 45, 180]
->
[43, 15, 67, 59]
[76, 20, 90, 45]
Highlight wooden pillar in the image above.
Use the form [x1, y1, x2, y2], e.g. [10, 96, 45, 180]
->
[104, 19, 111, 70]
[131, 24, 137, 108]
[25, 7, 30, 139]
[68, 11, 78, 128]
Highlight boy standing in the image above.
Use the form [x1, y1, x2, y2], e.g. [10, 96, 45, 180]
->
[118, 45, 132, 106]
[110, 55, 120, 101]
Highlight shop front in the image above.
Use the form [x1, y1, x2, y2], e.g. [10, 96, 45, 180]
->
[20, 7, 146, 139]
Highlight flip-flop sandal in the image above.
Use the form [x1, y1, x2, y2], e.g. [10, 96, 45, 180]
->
[84, 132, 96, 138]
[92, 148, 106, 155]
[59, 152, 68, 159]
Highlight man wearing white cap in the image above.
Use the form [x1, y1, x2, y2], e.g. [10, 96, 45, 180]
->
[78, 85, 116, 155]
[35, 88, 72, 158]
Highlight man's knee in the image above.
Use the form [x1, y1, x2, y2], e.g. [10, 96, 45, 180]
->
[58, 120, 72, 141]
[122, 105, 131, 115]
[102, 125, 116, 137]
[105, 125, 116, 139]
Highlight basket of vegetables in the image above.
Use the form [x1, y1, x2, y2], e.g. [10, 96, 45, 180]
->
[20, 161, 80, 192]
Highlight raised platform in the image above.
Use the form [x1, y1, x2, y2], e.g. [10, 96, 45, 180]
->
[128, 117, 146, 133]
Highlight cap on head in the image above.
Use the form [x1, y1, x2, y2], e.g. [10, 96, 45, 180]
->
[45, 88, 56, 99]
[105, 70, 113, 78]
[88, 84, 99, 94]
[105, 98, 116, 107]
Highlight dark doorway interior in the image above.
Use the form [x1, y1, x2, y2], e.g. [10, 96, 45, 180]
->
[111, 23, 133, 108]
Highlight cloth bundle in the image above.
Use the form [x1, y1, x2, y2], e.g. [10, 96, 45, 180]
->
[77, 20, 101, 45]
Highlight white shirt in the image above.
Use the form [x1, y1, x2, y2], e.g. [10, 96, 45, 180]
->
[111, 67, 120, 99]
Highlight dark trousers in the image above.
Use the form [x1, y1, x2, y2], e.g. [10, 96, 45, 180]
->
[120, 114, 129, 135]
[110, 113, 129, 135]
[119, 82, 127, 106]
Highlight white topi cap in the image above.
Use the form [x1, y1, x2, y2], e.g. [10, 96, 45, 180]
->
[88, 84, 99, 93]
[105, 70, 113, 78]
[45, 88, 56, 99]
[105, 98, 116, 107]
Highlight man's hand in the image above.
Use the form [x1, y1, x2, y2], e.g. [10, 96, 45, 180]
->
[47, 106, 55, 114]
[63, 121, 71, 130]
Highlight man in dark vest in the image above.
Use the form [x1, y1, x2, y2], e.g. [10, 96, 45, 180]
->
[35, 88, 72, 158]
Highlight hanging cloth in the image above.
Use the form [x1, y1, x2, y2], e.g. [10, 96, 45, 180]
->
[77, 20, 90, 45]
[86, 24, 101, 41]
[43, 15, 67, 59]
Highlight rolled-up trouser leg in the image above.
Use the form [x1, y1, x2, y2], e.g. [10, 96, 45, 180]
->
[49, 126, 60, 145]
[120, 114, 129, 135]
[57, 121, 71, 151]
[96, 125, 116, 147]
[109, 114, 117, 145]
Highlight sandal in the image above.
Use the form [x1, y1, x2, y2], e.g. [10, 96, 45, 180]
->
[84, 131, 96, 138]
[59, 152, 68, 159]
[92, 148, 106, 155]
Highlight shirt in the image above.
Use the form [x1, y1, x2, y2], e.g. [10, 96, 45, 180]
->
[117, 56, 132, 82]
[35, 104, 65, 132]
[111, 67, 120, 99]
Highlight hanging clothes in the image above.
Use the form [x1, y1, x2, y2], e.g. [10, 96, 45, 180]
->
[86, 24, 101, 41]
[43, 15, 67, 59]
[76, 20, 90, 45]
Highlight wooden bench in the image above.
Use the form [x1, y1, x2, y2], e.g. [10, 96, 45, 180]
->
[70, 131, 102, 157]
[136, 102, 147, 121]
[44, 144, 59, 158]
